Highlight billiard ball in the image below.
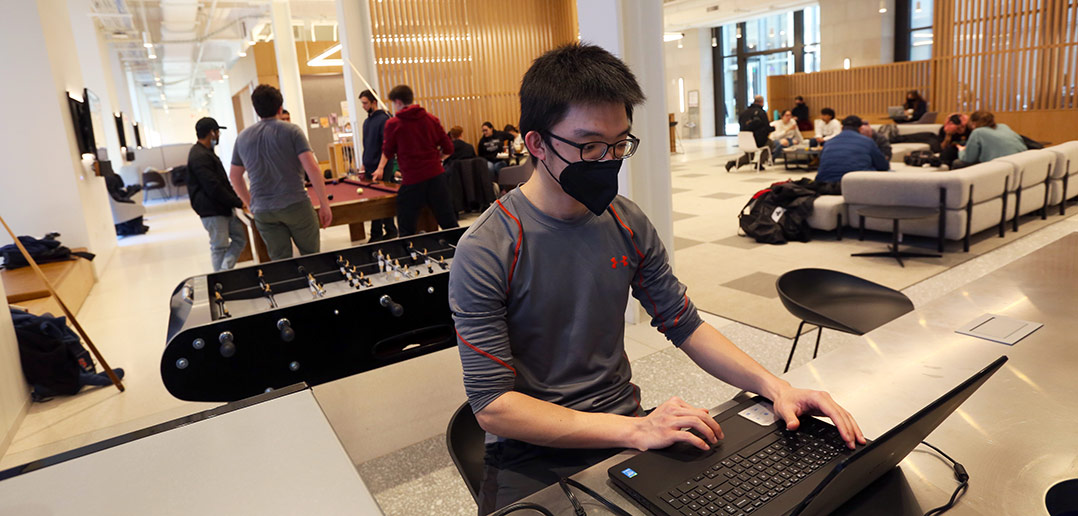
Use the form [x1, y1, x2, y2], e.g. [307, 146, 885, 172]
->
[356, 187, 364, 194]
[327, 194, 334, 200]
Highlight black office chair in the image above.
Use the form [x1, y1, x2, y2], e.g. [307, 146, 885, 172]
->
[141, 170, 168, 201]
[446, 401, 485, 503]
[776, 269, 914, 373]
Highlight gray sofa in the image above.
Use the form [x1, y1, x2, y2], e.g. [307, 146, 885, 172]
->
[808, 143, 1077, 249]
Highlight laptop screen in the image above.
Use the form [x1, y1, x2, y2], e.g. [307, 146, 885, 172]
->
[789, 356, 1007, 516]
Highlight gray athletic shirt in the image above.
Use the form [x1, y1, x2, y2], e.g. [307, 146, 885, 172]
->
[230, 118, 312, 213]
[449, 188, 704, 421]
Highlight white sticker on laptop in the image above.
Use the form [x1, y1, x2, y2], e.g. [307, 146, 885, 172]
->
[739, 402, 779, 426]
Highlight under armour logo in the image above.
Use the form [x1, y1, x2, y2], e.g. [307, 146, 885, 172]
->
[610, 255, 630, 268]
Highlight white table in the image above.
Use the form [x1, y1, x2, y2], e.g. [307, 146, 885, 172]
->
[517, 232, 1078, 515]
[0, 385, 384, 515]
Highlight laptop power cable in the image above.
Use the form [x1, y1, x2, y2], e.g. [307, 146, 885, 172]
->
[487, 501, 555, 516]
[920, 441, 969, 516]
[558, 477, 633, 516]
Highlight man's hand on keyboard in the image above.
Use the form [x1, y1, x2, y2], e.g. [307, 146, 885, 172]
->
[630, 397, 725, 452]
[771, 386, 865, 450]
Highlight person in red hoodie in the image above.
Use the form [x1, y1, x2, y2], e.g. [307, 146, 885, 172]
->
[373, 85, 459, 236]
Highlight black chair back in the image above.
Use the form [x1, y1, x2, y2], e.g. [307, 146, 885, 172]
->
[776, 268, 913, 335]
[446, 401, 485, 503]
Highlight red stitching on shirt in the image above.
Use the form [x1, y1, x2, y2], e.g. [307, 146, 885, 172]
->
[673, 295, 689, 326]
[496, 199, 523, 295]
[456, 327, 516, 376]
[610, 206, 670, 333]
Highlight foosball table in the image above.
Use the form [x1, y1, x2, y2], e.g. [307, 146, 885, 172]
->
[162, 227, 465, 402]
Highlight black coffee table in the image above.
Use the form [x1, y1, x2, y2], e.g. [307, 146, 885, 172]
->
[852, 206, 943, 267]
[782, 146, 822, 170]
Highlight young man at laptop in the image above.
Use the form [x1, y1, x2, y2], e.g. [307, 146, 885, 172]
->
[448, 43, 866, 513]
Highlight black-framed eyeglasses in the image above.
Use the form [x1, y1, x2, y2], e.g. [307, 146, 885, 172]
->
[545, 131, 640, 162]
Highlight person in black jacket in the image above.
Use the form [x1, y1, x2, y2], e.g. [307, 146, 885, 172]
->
[894, 90, 927, 123]
[187, 117, 248, 271]
[791, 96, 811, 131]
[358, 90, 398, 241]
[477, 121, 513, 175]
[443, 125, 477, 167]
[725, 95, 771, 171]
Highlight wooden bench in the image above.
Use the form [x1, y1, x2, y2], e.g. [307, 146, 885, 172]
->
[2, 249, 95, 316]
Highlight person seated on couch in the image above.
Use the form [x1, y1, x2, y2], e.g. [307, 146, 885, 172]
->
[893, 90, 927, 123]
[938, 113, 972, 167]
[769, 110, 803, 155]
[792, 96, 812, 131]
[858, 122, 892, 161]
[815, 115, 889, 187]
[813, 108, 841, 144]
[951, 111, 1027, 170]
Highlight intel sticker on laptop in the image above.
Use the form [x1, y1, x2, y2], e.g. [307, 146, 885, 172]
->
[739, 402, 780, 426]
[621, 468, 638, 478]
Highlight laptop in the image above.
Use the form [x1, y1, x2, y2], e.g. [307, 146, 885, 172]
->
[608, 356, 1008, 516]
[887, 106, 907, 119]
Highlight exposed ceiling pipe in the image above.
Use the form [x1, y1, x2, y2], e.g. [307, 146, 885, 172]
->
[186, 0, 219, 103]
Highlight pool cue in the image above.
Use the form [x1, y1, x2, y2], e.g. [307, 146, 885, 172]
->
[0, 215, 125, 392]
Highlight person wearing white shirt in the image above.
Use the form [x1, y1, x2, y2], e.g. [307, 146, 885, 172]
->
[813, 108, 841, 144]
[769, 110, 803, 155]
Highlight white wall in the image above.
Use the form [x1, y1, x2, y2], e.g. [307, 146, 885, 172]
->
[663, 28, 715, 139]
[0, 280, 30, 460]
[148, 106, 206, 147]
[0, 0, 117, 277]
[819, 0, 895, 70]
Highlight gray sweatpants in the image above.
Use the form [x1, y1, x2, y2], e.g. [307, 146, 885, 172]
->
[252, 199, 321, 260]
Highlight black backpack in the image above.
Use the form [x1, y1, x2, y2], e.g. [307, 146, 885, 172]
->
[11, 308, 95, 401]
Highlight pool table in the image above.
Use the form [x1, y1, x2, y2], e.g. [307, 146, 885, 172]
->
[245, 178, 436, 262]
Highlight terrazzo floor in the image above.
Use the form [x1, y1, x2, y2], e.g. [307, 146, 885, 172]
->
[4, 137, 1077, 516]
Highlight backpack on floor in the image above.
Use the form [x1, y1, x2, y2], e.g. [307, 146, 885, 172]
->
[11, 308, 96, 401]
[738, 184, 789, 244]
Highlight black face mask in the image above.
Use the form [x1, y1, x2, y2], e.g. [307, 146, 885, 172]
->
[543, 146, 623, 216]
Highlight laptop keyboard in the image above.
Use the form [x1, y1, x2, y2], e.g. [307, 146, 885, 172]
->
[659, 424, 847, 516]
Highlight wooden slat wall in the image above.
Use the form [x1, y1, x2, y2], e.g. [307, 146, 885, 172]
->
[767, 61, 933, 122]
[768, 0, 1078, 143]
[368, 0, 578, 143]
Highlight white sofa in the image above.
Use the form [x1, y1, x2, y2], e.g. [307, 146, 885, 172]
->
[808, 145, 1070, 250]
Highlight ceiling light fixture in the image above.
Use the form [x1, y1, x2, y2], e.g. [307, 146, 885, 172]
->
[915, 1, 922, 12]
[142, 31, 152, 48]
[663, 32, 685, 43]
[148, 49, 157, 59]
[711, 36, 718, 47]
[878, 1, 888, 13]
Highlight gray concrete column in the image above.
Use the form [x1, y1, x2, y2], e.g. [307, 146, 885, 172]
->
[271, 0, 308, 137]
[335, 0, 380, 169]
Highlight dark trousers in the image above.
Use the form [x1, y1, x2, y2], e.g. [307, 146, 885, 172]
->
[940, 145, 960, 167]
[397, 172, 459, 236]
[369, 218, 397, 239]
[478, 439, 620, 515]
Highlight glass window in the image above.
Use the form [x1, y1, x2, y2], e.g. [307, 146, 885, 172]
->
[804, 44, 820, 73]
[723, 56, 739, 135]
[910, 0, 934, 29]
[910, 28, 933, 61]
[803, 6, 820, 45]
[722, 23, 738, 56]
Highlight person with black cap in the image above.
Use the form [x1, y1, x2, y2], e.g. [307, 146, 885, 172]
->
[187, 117, 248, 271]
[815, 115, 889, 186]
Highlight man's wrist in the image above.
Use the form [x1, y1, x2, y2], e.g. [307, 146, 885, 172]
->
[759, 375, 792, 402]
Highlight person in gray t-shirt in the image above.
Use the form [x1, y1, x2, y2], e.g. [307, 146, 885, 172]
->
[449, 44, 867, 513]
[229, 85, 332, 260]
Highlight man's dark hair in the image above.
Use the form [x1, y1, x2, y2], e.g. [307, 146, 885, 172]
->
[359, 89, 377, 104]
[251, 84, 283, 119]
[282, 109, 289, 115]
[519, 43, 645, 142]
[841, 115, 863, 128]
[504, 124, 518, 133]
[969, 110, 997, 129]
[821, 107, 836, 118]
[388, 85, 414, 105]
[481, 121, 494, 130]
[795, 95, 804, 101]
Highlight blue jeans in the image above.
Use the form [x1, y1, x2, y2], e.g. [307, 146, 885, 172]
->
[201, 214, 248, 271]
